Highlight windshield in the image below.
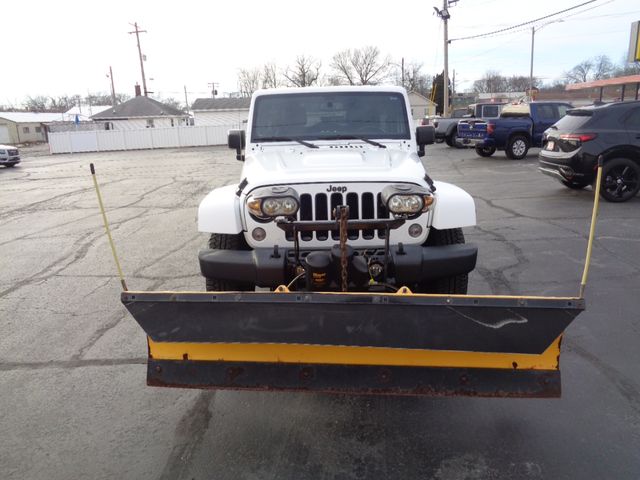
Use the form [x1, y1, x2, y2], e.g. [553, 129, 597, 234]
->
[251, 91, 410, 142]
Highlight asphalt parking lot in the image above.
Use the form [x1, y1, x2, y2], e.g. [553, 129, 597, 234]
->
[1, 143, 639, 480]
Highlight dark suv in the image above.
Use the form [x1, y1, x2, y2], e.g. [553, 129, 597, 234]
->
[538, 101, 640, 202]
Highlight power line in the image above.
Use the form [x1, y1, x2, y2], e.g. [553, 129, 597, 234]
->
[449, 0, 604, 42]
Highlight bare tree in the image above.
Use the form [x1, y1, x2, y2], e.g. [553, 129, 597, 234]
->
[85, 93, 129, 106]
[394, 61, 432, 97]
[283, 55, 321, 87]
[331, 47, 391, 85]
[505, 75, 536, 92]
[156, 97, 184, 111]
[565, 60, 593, 84]
[472, 71, 508, 93]
[330, 50, 357, 85]
[24, 96, 53, 112]
[592, 55, 614, 80]
[261, 63, 280, 89]
[238, 68, 262, 97]
[540, 79, 567, 93]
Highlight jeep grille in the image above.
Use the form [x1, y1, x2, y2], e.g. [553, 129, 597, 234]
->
[286, 192, 391, 242]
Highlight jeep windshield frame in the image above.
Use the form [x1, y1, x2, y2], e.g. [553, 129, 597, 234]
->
[250, 92, 411, 143]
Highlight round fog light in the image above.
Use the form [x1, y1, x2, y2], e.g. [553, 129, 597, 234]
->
[252, 227, 266, 241]
[408, 223, 423, 238]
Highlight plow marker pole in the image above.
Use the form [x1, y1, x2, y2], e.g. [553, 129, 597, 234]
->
[579, 156, 603, 299]
[90, 163, 128, 291]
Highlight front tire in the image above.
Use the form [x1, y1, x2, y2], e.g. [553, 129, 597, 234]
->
[600, 158, 640, 202]
[505, 135, 530, 160]
[416, 228, 469, 294]
[205, 233, 254, 291]
[475, 146, 496, 157]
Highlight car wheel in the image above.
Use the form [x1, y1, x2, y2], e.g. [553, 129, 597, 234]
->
[475, 146, 496, 157]
[205, 233, 254, 291]
[506, 135, 530, 160]
[561, 179, 590, 190]
[600, 158, 640, 202]
[444, 128, 458, 148]
[415, 228, 468, 294]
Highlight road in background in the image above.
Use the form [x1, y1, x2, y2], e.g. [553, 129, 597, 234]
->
[1, 144, 638, 479]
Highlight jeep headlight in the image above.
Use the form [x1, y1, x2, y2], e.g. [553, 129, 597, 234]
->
[382, 184, 433, 215]
[247, 186, 300, 219]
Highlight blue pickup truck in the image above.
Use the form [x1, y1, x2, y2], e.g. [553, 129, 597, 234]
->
[457, 102, 572, 159]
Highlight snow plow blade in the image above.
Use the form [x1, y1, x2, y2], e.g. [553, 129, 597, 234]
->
[122, 290, 584, 398]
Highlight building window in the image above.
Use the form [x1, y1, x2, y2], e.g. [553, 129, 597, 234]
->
[23, 126, 30, 134]
[105, 122, 114, 130]
[146, 119, 155, 128]
[170, 119, 175, 127]
[35, 126, 42, 133]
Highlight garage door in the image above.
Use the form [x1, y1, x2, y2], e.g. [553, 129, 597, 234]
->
[0, 125, 9, 144]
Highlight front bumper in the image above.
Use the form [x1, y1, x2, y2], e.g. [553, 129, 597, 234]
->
[0, 157, 20, 165]
[199, 243, 478, 288]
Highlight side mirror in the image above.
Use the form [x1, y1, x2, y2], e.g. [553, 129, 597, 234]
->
[415, 125, 435, 157]
[228, 130, 246, 161]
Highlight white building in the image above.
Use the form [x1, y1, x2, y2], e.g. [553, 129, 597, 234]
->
[191, 98, 250, 128]
[91, 95, 190, 130]
[407, 91, 438, 121]
[0, 112, 66, 144]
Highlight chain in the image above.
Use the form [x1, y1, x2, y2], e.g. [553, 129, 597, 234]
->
[338, 205, 349, 292]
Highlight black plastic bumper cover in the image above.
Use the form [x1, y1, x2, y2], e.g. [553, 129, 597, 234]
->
[199, 244, 478, 287]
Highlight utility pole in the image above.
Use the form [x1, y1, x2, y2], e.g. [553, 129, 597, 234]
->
[529, 20, 563, 101]
[401, 57, 405, 88]
[208, 82, 219, 98]
[529, 27, 535, 99]
[128, 22, 148, 96]
[184, 85, 190, 114]
[108, 66, 117, 106]
[434, 1, 456, 117]
[443, 0, 449, 117]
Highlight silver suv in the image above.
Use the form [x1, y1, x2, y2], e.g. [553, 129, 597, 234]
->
[0, 144, 20, 167]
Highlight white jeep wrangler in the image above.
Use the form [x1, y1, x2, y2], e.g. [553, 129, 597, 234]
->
[197, 86, 477, 294]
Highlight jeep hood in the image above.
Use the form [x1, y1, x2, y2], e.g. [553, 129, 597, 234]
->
[241, 147, 426, 186]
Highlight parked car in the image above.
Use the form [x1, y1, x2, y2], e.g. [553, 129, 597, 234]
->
[0, 144, 20, 167]
[457, 102, 572, 159]
[538, 101, 640, 202]
[435, 104, 504, 147]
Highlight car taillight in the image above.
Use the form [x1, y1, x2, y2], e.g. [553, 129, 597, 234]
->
[487, 123, 495, 135]
[559, 133, 597, 143]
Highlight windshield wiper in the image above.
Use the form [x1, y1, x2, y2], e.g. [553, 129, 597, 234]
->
[258, 136, 319, 148]
[322, 135, 387, 149]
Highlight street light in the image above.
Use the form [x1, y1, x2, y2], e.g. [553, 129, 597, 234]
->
[529, 19, 564, 99]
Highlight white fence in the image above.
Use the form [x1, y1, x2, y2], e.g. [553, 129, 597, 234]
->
[48, 125, 231, 154]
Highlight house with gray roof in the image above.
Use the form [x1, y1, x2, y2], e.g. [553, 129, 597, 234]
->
[191, 97, 250, 128]
[91, 95, 191, 131]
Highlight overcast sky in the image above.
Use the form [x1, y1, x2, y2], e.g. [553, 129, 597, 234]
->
[1, 0, 639, 107]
